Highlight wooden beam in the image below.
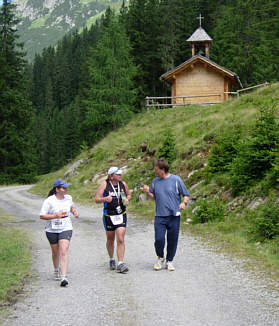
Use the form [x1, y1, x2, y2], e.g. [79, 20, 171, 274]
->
[205, 44, 210, 57]
[173, 79, 177, 104]
[224, 78, 228, 101]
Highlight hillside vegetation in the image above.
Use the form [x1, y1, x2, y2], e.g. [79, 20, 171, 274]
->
[31, 83, 279, 282]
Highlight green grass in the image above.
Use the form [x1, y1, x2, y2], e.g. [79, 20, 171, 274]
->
[184, 214, 279, 284]
[30, 83, 279, 284]
[83, 1, 124, 30]
[0, 210, 32, 314]
[29, 14, 51, 29]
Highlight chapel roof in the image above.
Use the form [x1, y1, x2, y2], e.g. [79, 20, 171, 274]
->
[187, 27, 213, 43]
[160, 54, 243, 88]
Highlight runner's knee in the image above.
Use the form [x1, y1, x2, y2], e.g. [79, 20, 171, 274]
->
[59, 248, 68, 258]
[116, 237, 124, 245]
[107, 238, 114, 246]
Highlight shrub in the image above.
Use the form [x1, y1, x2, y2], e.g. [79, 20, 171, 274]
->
[229, 104, 279, 195]
[248, 196, 279, 241]
[191, 197, 226, 224]
[80, 141, 89, 152]
[208, 124, 243, 172]
[157, 128, 177, 165]
[269, 152, 279, 184]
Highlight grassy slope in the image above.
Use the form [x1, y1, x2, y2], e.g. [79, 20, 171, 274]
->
[31, 83, 279, 282]
[84, 1, 124, 30]
[0, 210, 32, 319]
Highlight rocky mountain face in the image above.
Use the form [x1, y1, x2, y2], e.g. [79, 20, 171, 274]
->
[13, 0, 123, 61]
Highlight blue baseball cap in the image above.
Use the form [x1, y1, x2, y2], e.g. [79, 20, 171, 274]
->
[53, 178, 70, 188]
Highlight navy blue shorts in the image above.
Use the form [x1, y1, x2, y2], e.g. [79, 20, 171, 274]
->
[46, 230, 73, 244]
[103, 213, 127, 231]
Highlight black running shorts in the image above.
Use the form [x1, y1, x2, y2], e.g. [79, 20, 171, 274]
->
[103, 213, 127, 231]
[46, 230, 73, 244]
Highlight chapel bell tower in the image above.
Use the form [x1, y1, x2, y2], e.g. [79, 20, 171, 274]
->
[186, 14, 213, 58]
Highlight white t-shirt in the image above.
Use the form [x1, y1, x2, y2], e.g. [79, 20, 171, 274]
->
[40, 194, 74, 233]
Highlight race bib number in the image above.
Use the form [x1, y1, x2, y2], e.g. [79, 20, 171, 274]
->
[110, 214, 123, 225]
[51, 218, 66, 229]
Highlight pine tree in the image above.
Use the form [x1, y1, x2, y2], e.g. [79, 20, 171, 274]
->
[157, 128, 177, 165]
[230, 102, 279, 194]
[36, 110, 51, 174]
[0, 0, 38, 183]
[211, 0, 279, 87]
[159, 0, 197, 71]
[125, 0, 163, 99]
[30, 19, 102, 173]
[82, 9, 138, 145]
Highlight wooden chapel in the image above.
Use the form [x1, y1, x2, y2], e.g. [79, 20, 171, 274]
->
[160, 15, 243, 105]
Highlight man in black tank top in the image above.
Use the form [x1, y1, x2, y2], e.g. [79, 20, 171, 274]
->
[95, 167, 132, 273]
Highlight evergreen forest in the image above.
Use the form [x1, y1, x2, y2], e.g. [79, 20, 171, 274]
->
[0, 0, 279, 182]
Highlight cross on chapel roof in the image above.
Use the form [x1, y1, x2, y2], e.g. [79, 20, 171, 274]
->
[197, 13, 204, 27]
[187, 14, 212, 43]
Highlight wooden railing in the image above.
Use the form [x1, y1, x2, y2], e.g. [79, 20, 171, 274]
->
[145, 94, 222, 109]
[225, 82, 270, 98]
[146, 82, 270, 109]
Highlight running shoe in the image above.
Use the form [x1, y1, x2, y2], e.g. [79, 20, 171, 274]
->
[116, 262, 129, 273]
[54, 269, 60, 281]
[60, 277, 69, 287]
[109, 259, 116, 270]
[166, 261, 175, 271]
[154, 257, 165, 271]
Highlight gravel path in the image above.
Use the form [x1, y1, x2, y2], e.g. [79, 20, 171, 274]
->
[1, 185, 279, 326]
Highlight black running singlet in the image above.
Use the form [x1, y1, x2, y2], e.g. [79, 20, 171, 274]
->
[103, 180, 127, 215]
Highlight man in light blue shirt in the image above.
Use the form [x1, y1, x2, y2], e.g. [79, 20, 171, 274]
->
[141, 158, 190, 271]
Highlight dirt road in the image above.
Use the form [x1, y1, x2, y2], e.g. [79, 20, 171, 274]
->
[1, 185, 279, 326]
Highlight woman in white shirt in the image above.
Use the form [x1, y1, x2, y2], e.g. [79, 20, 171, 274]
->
[40, 178, 79, 287]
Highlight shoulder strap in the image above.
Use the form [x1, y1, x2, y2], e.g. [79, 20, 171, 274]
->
[119, 181, 126, 194]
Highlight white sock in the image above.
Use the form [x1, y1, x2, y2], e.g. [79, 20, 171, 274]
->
[118, 261, 123, 265]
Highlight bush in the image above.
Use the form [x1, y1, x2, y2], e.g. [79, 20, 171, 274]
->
[248, 196, 279, 241]
[229, 104, 279, 195]
[208, 124, 243, 172]
[191, 197, 226, 224]
[269, 152, 279, 184]
[157, 128, 177, 165]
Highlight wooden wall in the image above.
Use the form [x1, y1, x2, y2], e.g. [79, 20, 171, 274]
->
[173, 63, 230, 104]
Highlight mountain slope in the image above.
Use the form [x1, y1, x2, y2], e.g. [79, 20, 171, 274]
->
[13, 0, 123, 61]
[32, 83, 279, 202]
